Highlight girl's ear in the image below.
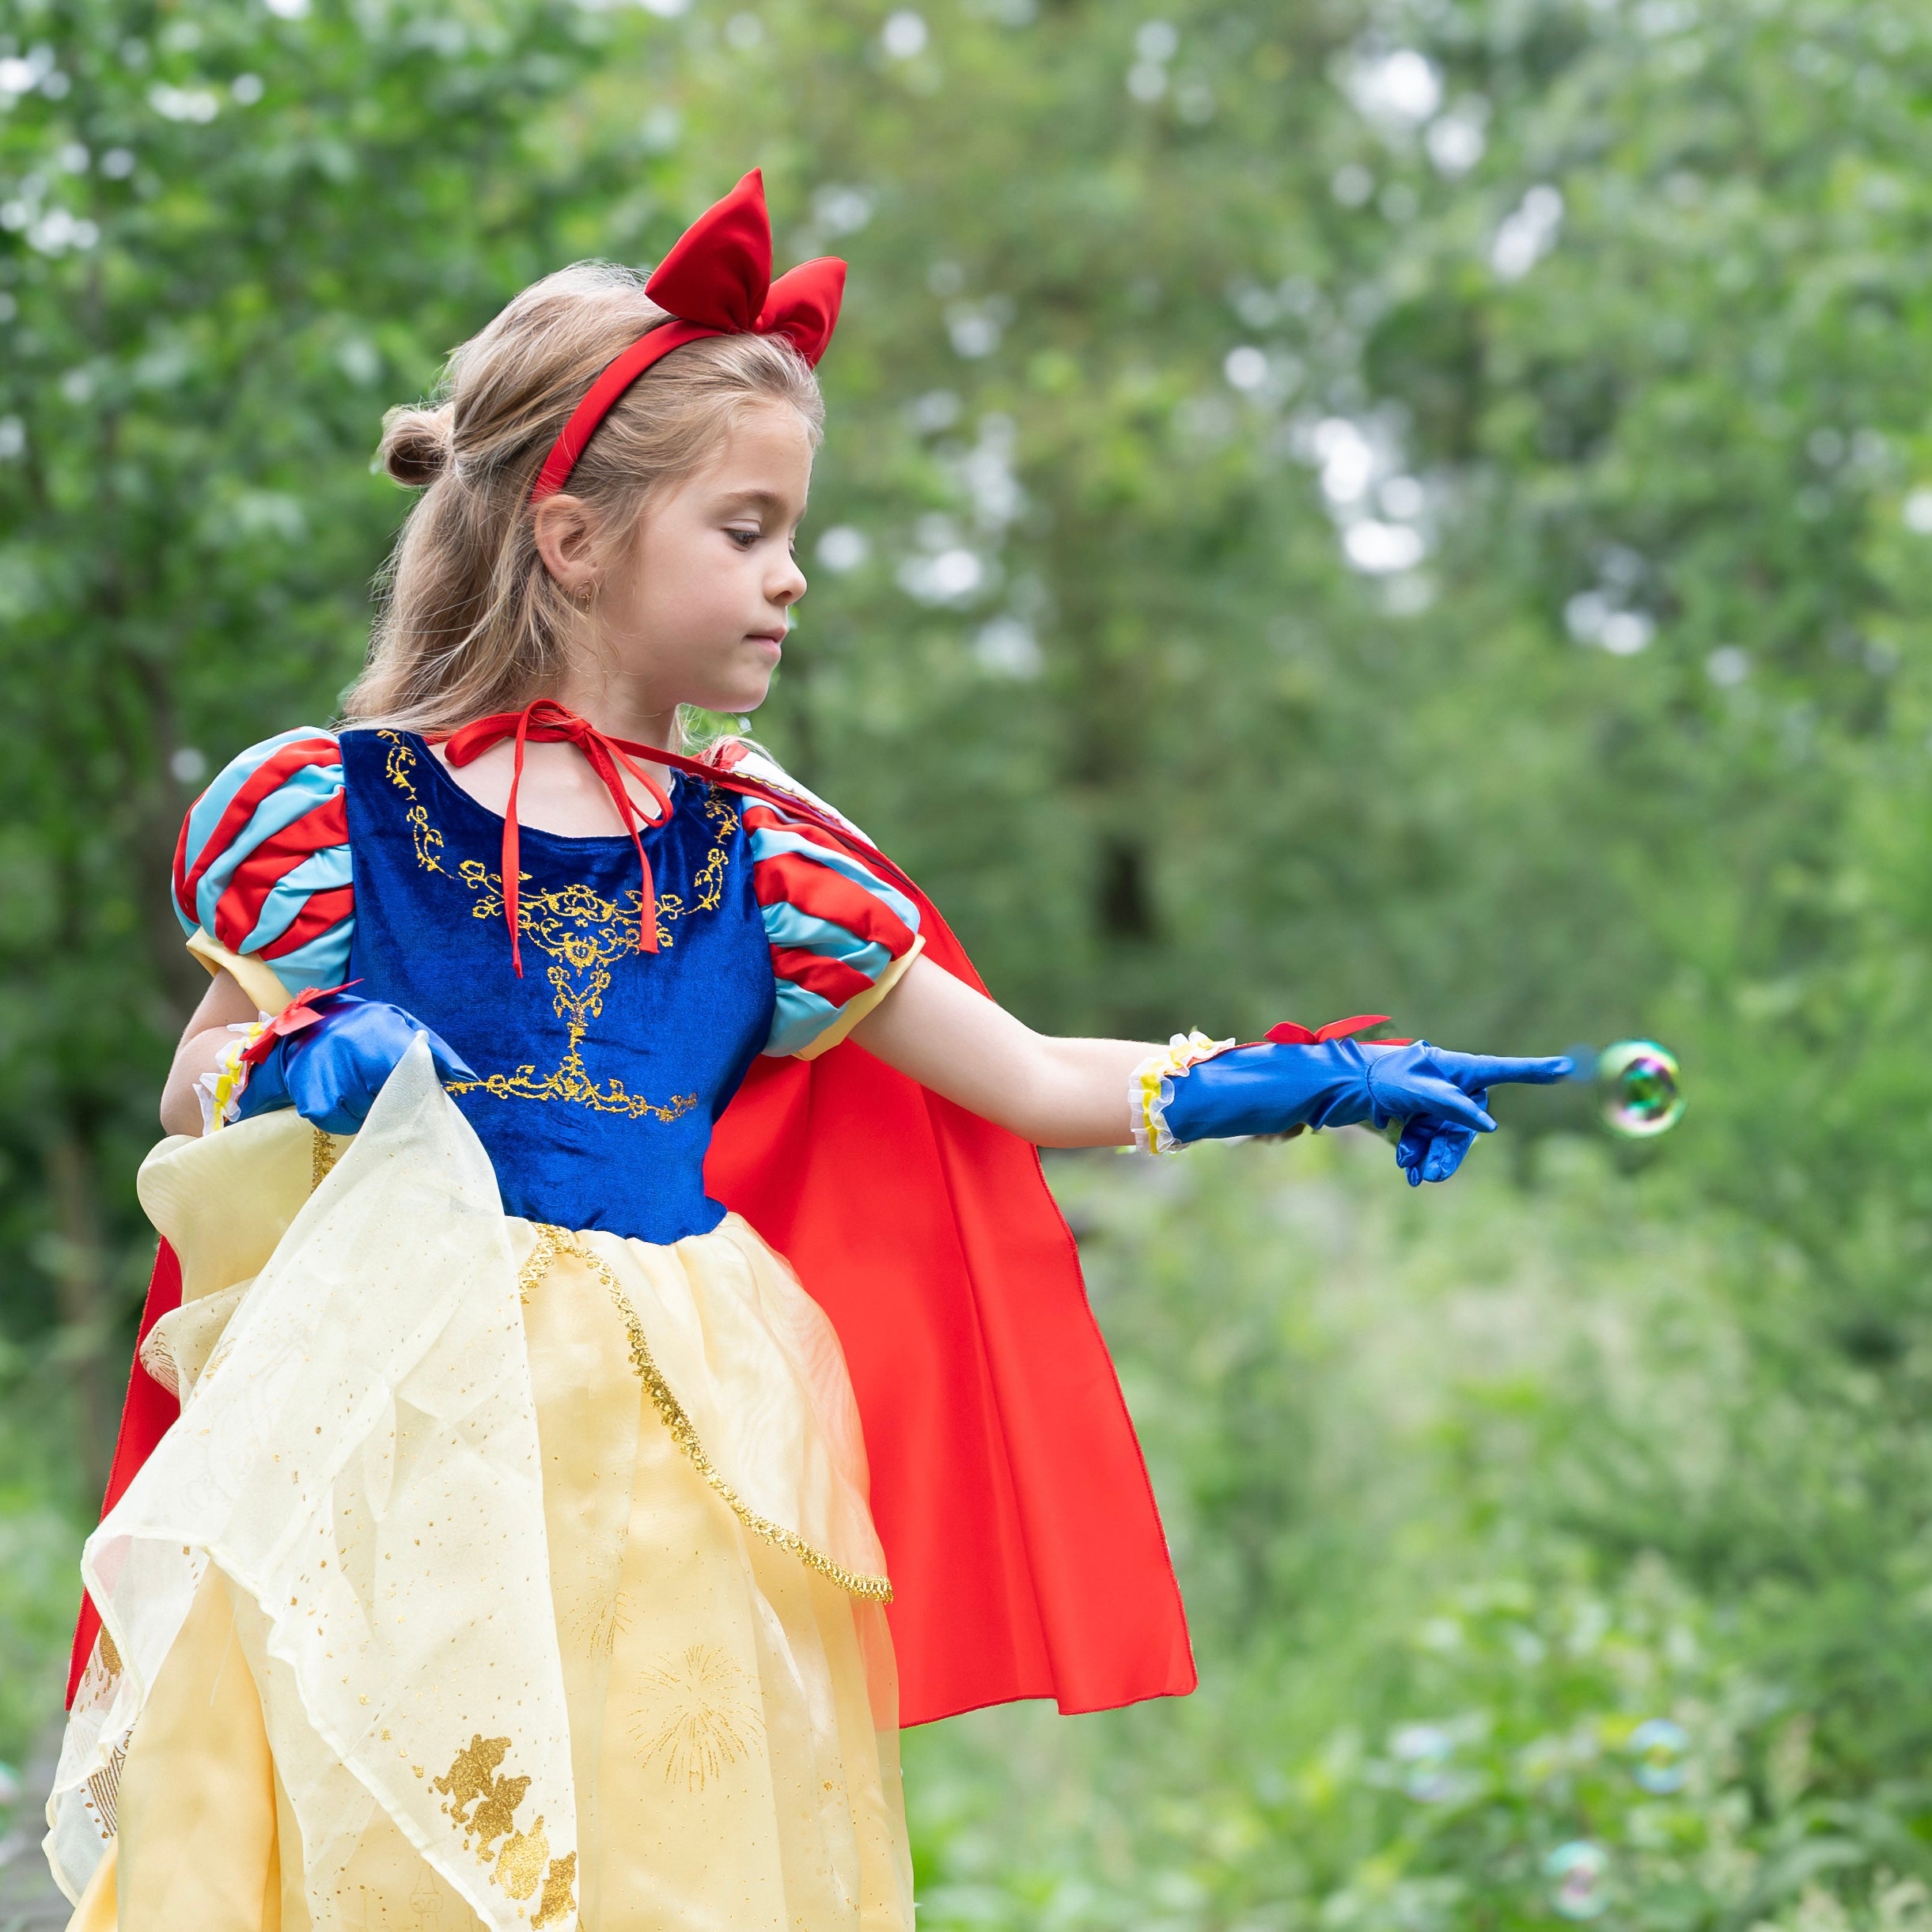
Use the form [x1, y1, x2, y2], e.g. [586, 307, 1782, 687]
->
[532, 493, 601, 597]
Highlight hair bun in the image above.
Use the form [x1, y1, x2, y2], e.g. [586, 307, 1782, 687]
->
[378, 403, 454, 487]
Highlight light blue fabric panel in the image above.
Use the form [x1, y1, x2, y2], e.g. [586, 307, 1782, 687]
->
[763, 981, 844, 1058]
[759, 902, 893, 981]
[745, 824, 921, 934]
[241, 924, 354, 997]
[235, 842, 354, 956]
[182, 746, 343, 938]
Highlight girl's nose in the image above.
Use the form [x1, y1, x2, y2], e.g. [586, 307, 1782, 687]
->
[772, 555, 808, 606]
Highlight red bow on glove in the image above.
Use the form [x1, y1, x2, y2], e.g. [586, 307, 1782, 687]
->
[530, 168, 846, 501]
[1264, 1014, 1409, 1046]
[239, 982, 354, 1066]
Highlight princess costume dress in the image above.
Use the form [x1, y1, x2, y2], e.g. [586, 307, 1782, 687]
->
[45, 722, 1197, 1932]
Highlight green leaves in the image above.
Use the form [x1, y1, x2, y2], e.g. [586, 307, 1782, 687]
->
[5, 5, 1932, 1917]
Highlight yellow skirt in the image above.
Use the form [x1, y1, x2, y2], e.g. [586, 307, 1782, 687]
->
[51, 1041, 912, 1931]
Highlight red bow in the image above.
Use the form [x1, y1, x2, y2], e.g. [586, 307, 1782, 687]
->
[530, 169, 846, 501]
[238, 981, 355, 1066]
[437, 700, 674, 976]
[1265, 1015, 1407, 1045]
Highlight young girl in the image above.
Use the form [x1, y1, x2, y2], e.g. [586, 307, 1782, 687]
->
[47, 171, 1568, 1932]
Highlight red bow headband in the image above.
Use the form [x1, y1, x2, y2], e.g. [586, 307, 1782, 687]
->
[529, 168, 846, 502]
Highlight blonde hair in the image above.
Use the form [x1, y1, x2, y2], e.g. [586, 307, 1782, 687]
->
[343, 261, 824, 733]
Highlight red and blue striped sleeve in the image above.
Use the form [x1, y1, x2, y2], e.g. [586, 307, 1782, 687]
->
[745, 796, 922, 1058]
[172, 729, 352, 994]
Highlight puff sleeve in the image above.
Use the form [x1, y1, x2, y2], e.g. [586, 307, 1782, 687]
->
[171, 727, 353, 1012]
[744, 791, 924, 1059]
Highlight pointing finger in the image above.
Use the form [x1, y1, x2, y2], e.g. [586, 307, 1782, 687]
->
[1441, 1053, 1575, 1089]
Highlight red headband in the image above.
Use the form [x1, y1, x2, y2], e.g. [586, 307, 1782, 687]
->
[529, 168, 846, 502]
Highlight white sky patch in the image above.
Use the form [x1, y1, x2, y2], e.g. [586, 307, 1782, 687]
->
[1426, 110, 1486, 176]
[1313, 417, 1377, 506]
[27, 207, 99, 253]
[973, 618, 1043, 679]
[882, 10, 928, 58]
[957, 415, 1025, 531]
[0, 49, 55, 97]
[1224, 345, 1269, 392]
[900, 547, 985, 604]
[1379, 475, 1426, 520]
[1344, 521, 1426, 574]
[946, 298, 1011, 359]
[1491, 184, 1564, 279]
[816, 526, 869, 574]
[1332, 163, 1374, 207]
[1344, 47, 1441, 127]
[149, 82, 221, 121]
[812, 185, 873, 235]
[1294, 414, 1432, 580]
[1566, 589, 1655, 655]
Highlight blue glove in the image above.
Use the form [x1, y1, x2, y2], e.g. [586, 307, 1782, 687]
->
[234, 992, 477, 1136]
[1161, 1039, 1574, 1185]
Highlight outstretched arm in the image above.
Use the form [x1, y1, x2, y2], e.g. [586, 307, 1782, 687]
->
[850, 954, 1573, 1180]
[850, 953, 1154, 1148]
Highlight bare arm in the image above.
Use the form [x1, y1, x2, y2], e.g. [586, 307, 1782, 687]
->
[849, 954, 1155, 1148]
[159, 968, 259, 1138]
[163, 953, 1162, 1148]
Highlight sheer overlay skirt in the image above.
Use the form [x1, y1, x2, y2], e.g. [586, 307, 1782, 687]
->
[49, 1043, 912, 1931]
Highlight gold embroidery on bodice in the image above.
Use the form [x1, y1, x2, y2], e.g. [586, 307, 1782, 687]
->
[379, 733, 737, 1122]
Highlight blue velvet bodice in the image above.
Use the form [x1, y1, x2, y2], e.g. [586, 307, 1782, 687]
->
[339, 728, 776, 1243]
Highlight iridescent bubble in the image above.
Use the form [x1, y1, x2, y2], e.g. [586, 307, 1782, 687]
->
[1545, 1841, 1611, 1920]
[1628, 1717, 1689, 1794]
[1597, 1039, 1684, 1138]
[1390, 1723, 1454, 1801]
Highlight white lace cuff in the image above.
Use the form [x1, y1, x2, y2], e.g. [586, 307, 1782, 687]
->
[1128, 1031, 1238, 1154]
[195, 1014, 275, 1136]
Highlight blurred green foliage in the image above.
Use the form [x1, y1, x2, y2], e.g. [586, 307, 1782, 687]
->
[902, 1138, 1932, 1932]
[6, 0, 1932, 1922]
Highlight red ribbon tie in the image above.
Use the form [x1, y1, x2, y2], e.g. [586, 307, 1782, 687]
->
[438, 700, 675, 976]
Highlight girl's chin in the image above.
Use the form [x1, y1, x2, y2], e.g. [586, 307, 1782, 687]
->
[689, 685, 770, 720]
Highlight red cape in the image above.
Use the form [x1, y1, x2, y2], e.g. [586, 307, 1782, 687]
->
[67, 1238, 181, 1706]
[73, 782, 1196, 1726]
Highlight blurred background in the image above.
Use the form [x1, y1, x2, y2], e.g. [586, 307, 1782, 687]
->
[6, 0, 1932, 1926]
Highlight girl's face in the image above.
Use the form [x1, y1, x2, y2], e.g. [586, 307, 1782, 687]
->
[589, 401, 813, 717]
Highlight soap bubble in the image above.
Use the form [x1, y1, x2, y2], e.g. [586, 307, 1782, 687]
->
[1545, 1841, 1610, 1920]
[1390, 1723, 1454, 1801]
[1597, 1039, 1684, 1138]
[1629, 1717, 1689, 1794]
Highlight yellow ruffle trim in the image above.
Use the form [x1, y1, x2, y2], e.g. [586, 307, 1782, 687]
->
[201, 1017, 275, 1135]
[1127, 1031, 1237, 1155]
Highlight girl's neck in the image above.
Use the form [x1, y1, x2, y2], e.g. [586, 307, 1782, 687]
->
[544, 670, 680, 755]
[426, 674, 686, 839]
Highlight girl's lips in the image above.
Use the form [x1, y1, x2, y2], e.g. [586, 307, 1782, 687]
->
[747, 633, 786, 657]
